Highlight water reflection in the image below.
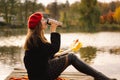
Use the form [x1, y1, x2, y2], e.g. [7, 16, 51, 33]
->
[0, 29, 26, 37]
[0, 46, 22, 66]
[1, 45, 120, 65]
[79, 46, 97, 64]
[79, 46, 120, 63]
[109, 47, 120, 55]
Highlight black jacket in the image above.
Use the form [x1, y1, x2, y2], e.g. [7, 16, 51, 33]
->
[24, 32, 60, 80]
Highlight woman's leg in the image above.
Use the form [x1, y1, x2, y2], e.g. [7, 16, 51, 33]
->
[67, 53, 116, 80]
[47, 55, 69, 80]
[47, 53, 116, 80]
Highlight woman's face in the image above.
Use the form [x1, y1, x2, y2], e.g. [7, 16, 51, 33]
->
[41, 18, 48, 30]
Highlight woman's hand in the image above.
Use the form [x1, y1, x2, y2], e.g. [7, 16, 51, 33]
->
[50, 22, 58, 33]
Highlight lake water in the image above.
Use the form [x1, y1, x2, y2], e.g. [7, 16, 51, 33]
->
[0, 32, 120, 80]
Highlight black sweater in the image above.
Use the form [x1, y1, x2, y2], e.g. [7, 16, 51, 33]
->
[24, 32, 60, 80]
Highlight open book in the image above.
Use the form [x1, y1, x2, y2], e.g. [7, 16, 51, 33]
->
[54, 39, 82, 57]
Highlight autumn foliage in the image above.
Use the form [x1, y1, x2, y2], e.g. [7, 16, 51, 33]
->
[100, 11, 115, 24]
[100, 6, 120, 24]
[9, 76, 69, 80]
[113, 7, 120, 24]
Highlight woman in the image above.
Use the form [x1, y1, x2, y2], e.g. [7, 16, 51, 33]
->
[23, 12, 116, 80]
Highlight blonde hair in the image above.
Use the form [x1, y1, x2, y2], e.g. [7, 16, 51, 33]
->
[24, 22, 48, 50]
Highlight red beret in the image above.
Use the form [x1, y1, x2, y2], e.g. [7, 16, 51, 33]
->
[28, 12, 43, 29]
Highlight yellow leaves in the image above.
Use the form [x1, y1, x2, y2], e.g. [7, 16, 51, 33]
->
[70, 39, 83, 52]
[113, 7, 120, 24]
[54, 39, 83, 57]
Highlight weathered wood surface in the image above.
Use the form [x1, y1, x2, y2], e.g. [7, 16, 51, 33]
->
[5, 68, 94, 80]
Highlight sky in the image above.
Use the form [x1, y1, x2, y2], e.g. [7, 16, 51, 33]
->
[37, 0, 118, 6]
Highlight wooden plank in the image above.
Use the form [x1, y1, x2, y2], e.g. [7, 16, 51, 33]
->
[59, 72, 94, 80]
[5, 68, 94, 80]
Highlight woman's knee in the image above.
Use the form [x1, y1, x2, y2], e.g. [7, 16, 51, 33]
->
[68, 53, 77, 58]
[67, 53, 77, 63]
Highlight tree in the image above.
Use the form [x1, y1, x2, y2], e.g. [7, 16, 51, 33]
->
[24, 0, 28, 26]
[100, 11, 114, 24]
[8, 0, 19, 24]
[79, 0, 100, 32]
[114, 7, 120, 24]
[59, 0, 70, 28]
[109, 1, 116, 12]
[107, 10, 114, 24]
[69, 2, 81, 27]
[98, 2, 110, 15]
[46, 1, 59, 20]
[0, 0, 9, 23]
[0, 0, 20, 23]
[9, 0, 17, 15]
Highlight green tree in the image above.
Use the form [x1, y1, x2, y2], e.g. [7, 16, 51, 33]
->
[46, 1, 59, 20]
[98, 2, 110, 15]
[0, 0, 9, 23]
[24, 0, 28, 26]
[109, 2, 116, 12]
[32, 0, 37, 13]
[59, 0, 70, 28]
[9, 0, 18, 15]
[0, 0, 19, 23]
[69, 2, 81, 27]
[8, 0, 19, 24]
[79, 0, 100, 32]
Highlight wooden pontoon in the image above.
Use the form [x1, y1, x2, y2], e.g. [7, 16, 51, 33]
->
[5, 68, 94, 80]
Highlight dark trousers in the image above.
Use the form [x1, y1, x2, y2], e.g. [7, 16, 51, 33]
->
[48, 53, 111, 80]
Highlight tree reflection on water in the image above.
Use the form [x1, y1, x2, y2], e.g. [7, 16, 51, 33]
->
[1, 45, 120, 66]
[79, 46, 97, 64]
[0, 46, 22, 66]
